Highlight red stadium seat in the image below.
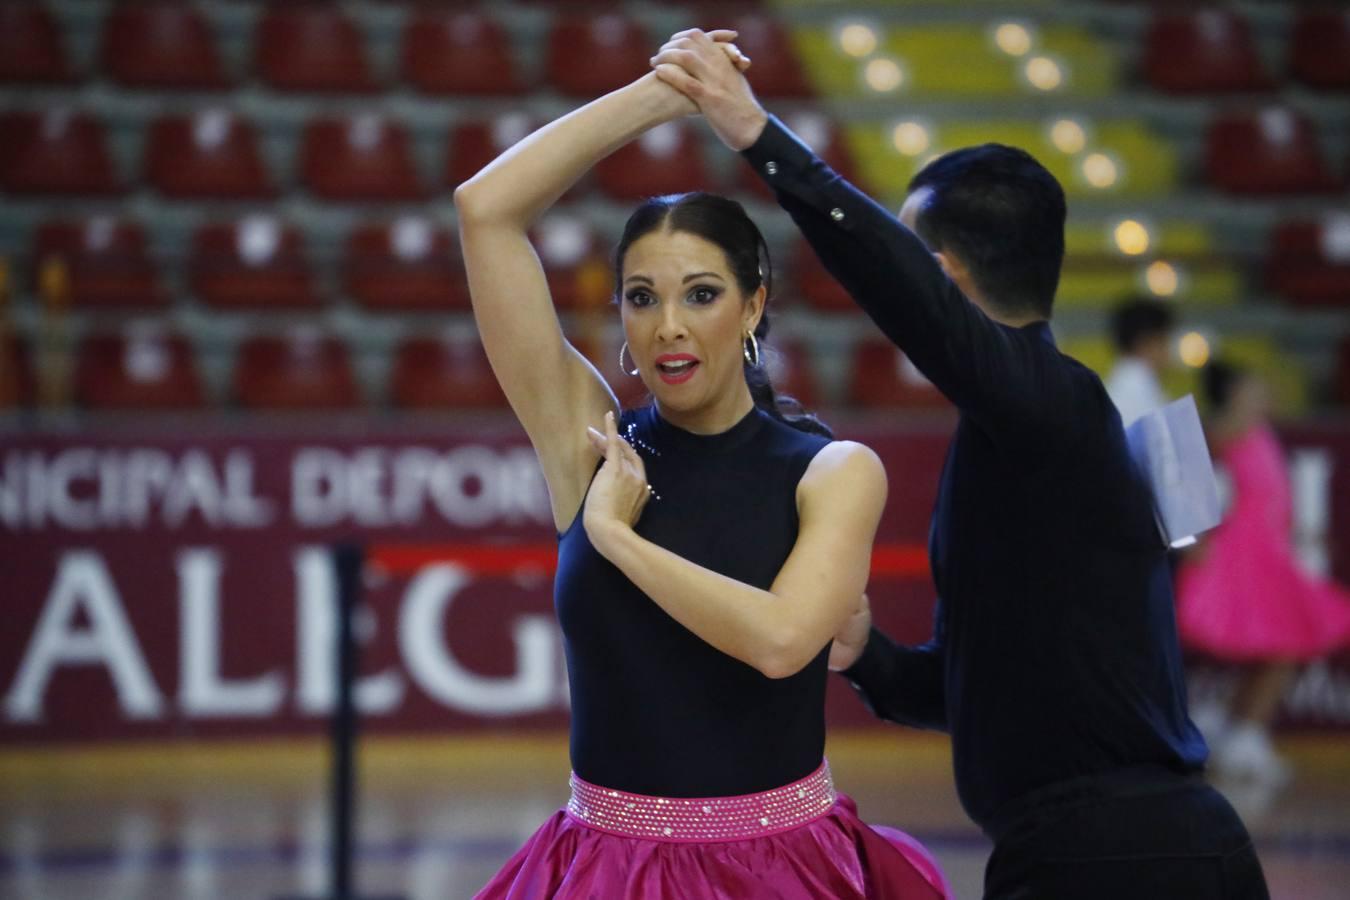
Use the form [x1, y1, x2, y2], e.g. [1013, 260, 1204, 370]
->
[402, 10, 523, 96]
[390, 335, 506, 409]
[0, 110, 120, 195]
[1143, 10, 1272, 94]
[1205, 108, 1338, 195]
[545, 13, 650, 97]
[1267, 218, 1350, 308]
[594, 121, 712, 200]
[530, 213, 611, 312]
[255, 6, 376, 93]
[790, 235, 856, 314]
[75, 328, 205, 411]
[764, 339, 819, 410]
[300, 115, 424, 201]
[233, 330, 360, 410]
[189, 218, 318, 310]
[0, 4, 74, 84]
[0, 332, 36, 409]
[1290, 10, 1350, 91]
[344, 218, 468, 311]
[847, 339, 950, 409]
[32, 219, 166, 309]
[738, 112, 855, 200]
[145, 111, 273, 199]
[101, 2, 227, 89]
[445, 113, 538, 190]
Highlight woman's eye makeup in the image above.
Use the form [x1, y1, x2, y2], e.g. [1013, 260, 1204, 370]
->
[624, 289, 655, 306]
[687, 285, 722, 305]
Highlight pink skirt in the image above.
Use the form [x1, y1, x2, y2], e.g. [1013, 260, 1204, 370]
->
[474, 762, 950, 899]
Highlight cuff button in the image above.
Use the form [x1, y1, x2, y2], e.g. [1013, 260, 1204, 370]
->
[830, 208, 846, 222]
[765, 161, 779, 175]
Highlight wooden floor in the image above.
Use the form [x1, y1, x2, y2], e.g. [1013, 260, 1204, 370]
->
[2, 732, 1348, 899]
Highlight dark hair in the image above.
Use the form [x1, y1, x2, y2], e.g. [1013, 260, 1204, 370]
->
[1110, 296, 1175, 353]
[613, 192, 831, 438]
[1202, 359, 1245, 412]
[907, 143, 1066, 319]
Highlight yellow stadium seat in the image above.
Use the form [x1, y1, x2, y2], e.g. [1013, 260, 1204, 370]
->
[792, 22, 1116, 99]
[843, 118, 1178, 202]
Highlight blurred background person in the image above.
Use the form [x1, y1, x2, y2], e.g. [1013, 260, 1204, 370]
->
[1106, 296, 1175, 426]
[1178, 361, 1350, 782]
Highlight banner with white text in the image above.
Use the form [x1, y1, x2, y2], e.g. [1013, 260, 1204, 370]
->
[3, 420, 1349, 743]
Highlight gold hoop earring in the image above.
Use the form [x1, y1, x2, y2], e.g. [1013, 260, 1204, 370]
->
[743, 332, 761, 367]
[619, 341, 639, 376]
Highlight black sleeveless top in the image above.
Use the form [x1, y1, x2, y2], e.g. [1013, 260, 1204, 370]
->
[556, 404, 832, 797]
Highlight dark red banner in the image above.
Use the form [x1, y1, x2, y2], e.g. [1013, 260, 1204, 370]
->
[2, 417, 1348, 743]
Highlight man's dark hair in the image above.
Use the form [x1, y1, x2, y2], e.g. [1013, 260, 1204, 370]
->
[907, 143, 1066, 320]
[1110, 297, 1176, 354]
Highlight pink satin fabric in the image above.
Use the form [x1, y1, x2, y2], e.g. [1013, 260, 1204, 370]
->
[474, 767, 950, 899]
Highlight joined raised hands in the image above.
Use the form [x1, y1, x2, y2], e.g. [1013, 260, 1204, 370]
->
[652, 28, 769, 151]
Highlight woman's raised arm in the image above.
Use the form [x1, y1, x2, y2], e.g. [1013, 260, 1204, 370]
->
[453, 73, 694, 532]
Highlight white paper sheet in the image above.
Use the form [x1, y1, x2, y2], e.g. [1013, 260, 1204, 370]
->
[1124, 394, 1223, 549]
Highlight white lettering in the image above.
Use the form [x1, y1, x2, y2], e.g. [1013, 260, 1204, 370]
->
[124, 449, 174, 528]
[223, 451, 275, 527]
[48, 448, 98, 530]
[399, 564, 556, 715]
[347, 449, 391, 528]
[292, 448, 347, 527]
[164, 451, 225, 527]
[4, 551, 163, 721]
[177, 549, 285, 717]
[294, 547, 404, 715]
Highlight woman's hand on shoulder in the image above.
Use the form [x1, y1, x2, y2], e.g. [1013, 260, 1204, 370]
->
[583, 411, 654, 555]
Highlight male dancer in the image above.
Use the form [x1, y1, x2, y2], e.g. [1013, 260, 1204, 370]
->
[652, 29, 1269, 899]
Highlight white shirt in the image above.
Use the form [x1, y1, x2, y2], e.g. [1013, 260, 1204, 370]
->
[1105, 357, 1166, 426]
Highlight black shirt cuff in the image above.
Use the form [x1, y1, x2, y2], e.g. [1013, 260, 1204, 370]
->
[739, 114, 823, 192]
[839, 626, 893, 686]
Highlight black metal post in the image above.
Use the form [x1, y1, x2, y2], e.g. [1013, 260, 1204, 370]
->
[331, 541, 361, 900]
[275, 542, 404, 900]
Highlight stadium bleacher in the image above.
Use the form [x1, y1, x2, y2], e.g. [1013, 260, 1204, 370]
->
[0, 0, 1346, 416]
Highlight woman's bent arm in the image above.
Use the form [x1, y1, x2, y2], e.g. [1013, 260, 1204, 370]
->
[587, 440, 888, 678]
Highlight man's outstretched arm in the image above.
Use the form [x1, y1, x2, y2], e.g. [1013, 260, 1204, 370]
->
[653, 30, 1092, 450]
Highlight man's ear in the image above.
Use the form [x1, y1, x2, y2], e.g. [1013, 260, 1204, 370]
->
[933, 250, 961, 282]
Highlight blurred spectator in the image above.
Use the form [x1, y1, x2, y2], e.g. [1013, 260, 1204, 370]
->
[1177, 362, 1350, 782]
[1106, 296, 1174, 425]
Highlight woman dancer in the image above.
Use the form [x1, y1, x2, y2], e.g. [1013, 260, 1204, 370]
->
[454, 48, 947, 900]
[1179, 361, 1350, 781]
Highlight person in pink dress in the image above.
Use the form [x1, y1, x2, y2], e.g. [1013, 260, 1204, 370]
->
[1178, 360, 1350, 781]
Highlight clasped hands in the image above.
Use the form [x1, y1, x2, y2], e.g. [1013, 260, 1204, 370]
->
[650, 28, 771, 152]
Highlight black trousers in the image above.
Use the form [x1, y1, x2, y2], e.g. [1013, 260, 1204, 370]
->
[983, 767, 1269, 900]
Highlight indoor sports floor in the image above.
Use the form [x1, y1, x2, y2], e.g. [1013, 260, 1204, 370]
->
[3, 732, 1349, 899]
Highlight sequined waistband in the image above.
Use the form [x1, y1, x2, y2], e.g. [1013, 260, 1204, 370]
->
[565, 762, 837, 843]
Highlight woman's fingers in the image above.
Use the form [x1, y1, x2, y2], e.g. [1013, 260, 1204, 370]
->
[604, 411, 622, 465]
[586, 425, 607, 455]
[654, 62, 703, 98]
[719, 42, 752, 72]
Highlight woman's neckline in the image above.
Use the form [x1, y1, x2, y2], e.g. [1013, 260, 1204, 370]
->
[642, 404, 768, 454]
